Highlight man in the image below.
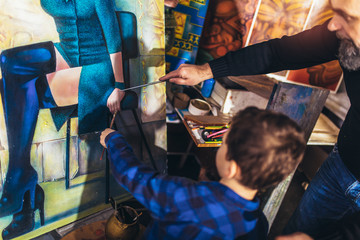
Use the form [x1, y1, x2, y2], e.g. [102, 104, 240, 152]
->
[160, 0, 360, 238]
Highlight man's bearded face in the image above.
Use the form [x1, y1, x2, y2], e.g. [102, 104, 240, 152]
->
[338, 38, 360, 71]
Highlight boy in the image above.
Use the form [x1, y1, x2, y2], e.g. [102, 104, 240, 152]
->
[100, 107, 306, 239]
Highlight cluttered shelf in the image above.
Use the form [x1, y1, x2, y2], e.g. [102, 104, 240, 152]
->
[223, 75, 340, 146]
[175, 108, 231, 147]
[176, 107, 339, 148]
[168, 73, 340, 150]
[206, 75, 338, 146]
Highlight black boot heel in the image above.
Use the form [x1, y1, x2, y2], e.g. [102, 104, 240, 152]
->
[1, 191, 34, 240]
[35, 184, 45, 226]
[1, 184, 46, 240]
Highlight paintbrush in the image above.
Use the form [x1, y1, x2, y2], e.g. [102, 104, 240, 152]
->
[100, 111, 117, 161]
[99, 80, 167, 160]
[121, 79, 167, 91]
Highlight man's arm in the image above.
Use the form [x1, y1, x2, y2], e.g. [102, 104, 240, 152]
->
[160, 20, 339, 86]
[210, 20, 339, 78]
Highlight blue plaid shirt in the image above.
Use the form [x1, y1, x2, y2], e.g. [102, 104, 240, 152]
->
[105, 132, 268, 239]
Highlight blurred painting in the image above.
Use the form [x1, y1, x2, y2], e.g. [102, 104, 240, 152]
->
[165, 0, 210, 71]
[198, 0, 343, 91]
[286, 0, 343, 91]
[197, 0, 259, 63]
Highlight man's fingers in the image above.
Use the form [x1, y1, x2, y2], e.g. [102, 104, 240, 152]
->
[159, 70, 180, 81]
[169, 78, 186, 85]
[169, 77, 194, 85]
[159, 75, 173, 81]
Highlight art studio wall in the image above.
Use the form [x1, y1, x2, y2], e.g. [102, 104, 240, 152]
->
[197, 0, 342, 91]
[0, 0, 166, 239]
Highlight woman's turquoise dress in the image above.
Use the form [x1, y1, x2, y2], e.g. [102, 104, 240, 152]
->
[41, 0, 123, 134]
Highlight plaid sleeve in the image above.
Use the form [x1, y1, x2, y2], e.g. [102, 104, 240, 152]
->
[105, 131, 193, 218]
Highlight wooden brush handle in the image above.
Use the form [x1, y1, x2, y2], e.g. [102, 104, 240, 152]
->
[100, 111, 117, 161]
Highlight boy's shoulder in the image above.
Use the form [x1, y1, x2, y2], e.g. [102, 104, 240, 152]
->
[235, 211, 269, 240]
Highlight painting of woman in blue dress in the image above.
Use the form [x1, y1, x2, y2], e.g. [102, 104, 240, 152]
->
[0, 0, 128, 238]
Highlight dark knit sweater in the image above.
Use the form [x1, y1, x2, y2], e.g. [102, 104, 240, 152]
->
[209, 20, 360, 179]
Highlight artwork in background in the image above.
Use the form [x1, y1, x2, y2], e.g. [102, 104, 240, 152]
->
[165, 0, 210, 72]
[197, 0, 259, 63]
[249, 0, 313, 78]
[0, 0, 166, 239]
[286, 0, 343, 91]
[197, 0, 343, 91]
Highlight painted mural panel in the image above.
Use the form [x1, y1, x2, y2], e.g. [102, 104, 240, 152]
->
[137, 0, 166, 56]
[197, 0, 259, 63]
[286, 0, 343, 91]
[0, 0, 165, 239]
[140, 56, 167, 124]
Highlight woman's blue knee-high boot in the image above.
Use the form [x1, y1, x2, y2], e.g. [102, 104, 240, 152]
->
[0, 41, 56, 217]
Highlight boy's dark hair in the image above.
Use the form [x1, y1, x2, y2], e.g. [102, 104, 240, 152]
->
[225, 107, 306, 190]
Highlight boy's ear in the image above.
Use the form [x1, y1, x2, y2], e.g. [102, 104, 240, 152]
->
[227, 160, 241, 179]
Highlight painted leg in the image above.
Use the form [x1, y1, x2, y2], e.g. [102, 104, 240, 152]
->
[1, 184, 44, 240]
[0, 42, 56, 217]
